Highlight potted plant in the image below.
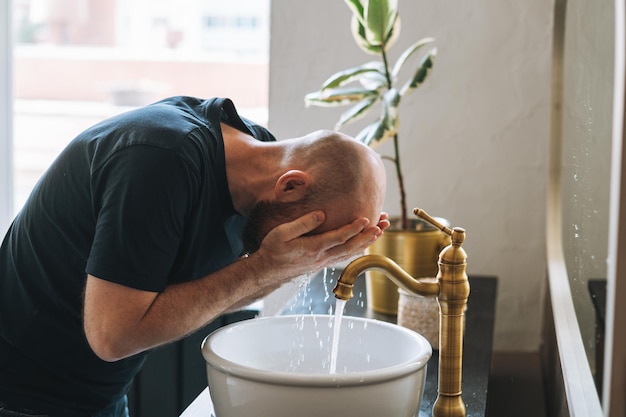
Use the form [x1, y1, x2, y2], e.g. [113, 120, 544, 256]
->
[305, 0, 448, 316]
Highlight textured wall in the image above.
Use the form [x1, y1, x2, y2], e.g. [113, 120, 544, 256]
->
[268, 0, 553, 351]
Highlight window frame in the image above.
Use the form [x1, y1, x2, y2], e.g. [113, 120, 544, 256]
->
[1, 0, 13, 235]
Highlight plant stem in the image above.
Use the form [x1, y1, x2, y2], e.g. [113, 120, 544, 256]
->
[392, 132, 408, 229]
[381, 43, 408, 229]
[381, 47, 393, 88]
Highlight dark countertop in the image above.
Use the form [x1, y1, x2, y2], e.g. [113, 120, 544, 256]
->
[280, 270, 498, 417]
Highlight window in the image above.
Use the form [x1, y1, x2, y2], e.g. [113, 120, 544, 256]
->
[8, 0, 269, 215]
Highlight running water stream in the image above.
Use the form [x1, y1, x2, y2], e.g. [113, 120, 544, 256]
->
[329, 298, 347, 374]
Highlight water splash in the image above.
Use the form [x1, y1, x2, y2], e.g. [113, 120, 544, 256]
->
[322, 267, 330, 302]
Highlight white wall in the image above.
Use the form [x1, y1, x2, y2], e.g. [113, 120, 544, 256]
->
[268, 0, 553, 351]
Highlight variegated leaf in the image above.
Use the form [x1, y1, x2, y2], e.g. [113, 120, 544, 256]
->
[400, 47, 437, 96]
[344, 0, 365, 25]
[382, 94, 398, 124]
[356, 119, 385, 146]
[383, 87, 401, 110]
[364, 0, 398, 46]
[320, 62, 385, 90]
[304, 87, 377, 107]
[391, 37, 435, 79]
[356, 116, 397, 147]
[335, 96, 379, 130]
[351, 15, 383, 55]
[359, 70, 388, 90]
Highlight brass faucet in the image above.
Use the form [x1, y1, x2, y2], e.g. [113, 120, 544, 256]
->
[333, 208, 470, 417]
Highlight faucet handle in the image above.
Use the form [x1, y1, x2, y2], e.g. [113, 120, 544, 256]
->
[450, 227, 466, 246]
[413, 208, 453, 235]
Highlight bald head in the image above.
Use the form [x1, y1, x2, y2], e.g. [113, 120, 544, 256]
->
[285, 130, 386, 233]
[242, 130, 386, 253]
[285, 130, 384, 204]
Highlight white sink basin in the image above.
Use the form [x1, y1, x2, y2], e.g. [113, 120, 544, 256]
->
[202, 314, 432, 417]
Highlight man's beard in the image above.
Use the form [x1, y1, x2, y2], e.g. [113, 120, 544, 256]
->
[242, 199, 308, 255]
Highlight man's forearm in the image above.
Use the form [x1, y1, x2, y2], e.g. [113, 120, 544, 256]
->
[84, 254, 284, 361]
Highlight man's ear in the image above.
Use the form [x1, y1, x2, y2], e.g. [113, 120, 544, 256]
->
[274, 170, 311, 202]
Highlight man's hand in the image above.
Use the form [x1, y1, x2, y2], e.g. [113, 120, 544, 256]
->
[249, 210, 387, 284]
[377, 212, 390, 232]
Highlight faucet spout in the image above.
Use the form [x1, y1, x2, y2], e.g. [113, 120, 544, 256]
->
[333, 254, 440, 301]
[332, 208, 470, 417]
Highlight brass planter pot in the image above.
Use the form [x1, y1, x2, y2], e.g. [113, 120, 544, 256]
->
[365, 218, 450, 315]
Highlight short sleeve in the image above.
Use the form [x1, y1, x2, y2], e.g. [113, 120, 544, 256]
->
[86, 146, 197, 292]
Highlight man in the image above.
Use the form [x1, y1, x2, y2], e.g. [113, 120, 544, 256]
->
[0, 96, 388, 417]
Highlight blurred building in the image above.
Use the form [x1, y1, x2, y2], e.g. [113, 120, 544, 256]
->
[12, 0, 269, 107]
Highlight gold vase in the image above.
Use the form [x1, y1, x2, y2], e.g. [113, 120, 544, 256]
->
[365, 218, 450, 314]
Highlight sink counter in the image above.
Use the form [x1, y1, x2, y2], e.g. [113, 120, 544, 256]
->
[180, 272, 497, 417]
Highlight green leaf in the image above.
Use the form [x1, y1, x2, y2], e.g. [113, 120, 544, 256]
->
[304, 87, 378, 107]
[380, 88, 400, 138]
[355, 89, 400, 147]
[350, 12, 401, 55]
[391, 37, 435, 79]
[383, 14, 401, 49]
[350, 15, 383, 55]
[344, 0, 365, 24]
[359, 70, 388, 90]
[399, 47, 437, 96]
[335, 96, 379, 130]
[355, 118, 397, 148]
[383, 87, 401, 108]
[356, 119, 386, 146]
[363, 0, 398, 46]
[320, 62, 385, 90]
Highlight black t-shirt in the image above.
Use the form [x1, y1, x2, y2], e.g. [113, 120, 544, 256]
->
[0, 96, 275, 416]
